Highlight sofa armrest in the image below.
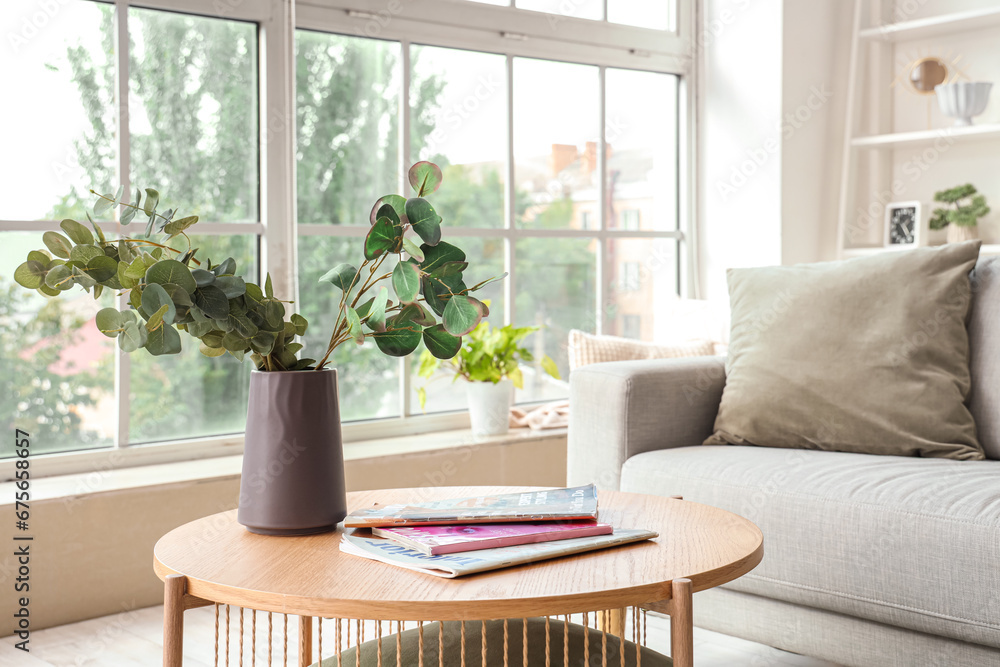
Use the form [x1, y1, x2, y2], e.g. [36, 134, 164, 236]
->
[567, 356, 727, 490]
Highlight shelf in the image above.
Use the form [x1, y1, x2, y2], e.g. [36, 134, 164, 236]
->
[851, 124, 1000, 149]
[843, 244, 1000, 258]
[858, 6, 1000, 42]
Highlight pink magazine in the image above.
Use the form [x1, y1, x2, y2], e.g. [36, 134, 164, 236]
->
[371, 521, 613, 555]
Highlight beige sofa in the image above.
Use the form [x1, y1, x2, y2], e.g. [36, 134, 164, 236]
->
[567, 256, 1000, 667]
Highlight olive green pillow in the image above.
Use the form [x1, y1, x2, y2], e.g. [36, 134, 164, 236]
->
[315, 618, 671, 666]
[705, 241, 984, 460]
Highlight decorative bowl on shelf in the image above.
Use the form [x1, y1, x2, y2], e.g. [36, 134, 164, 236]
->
[935, 82, 993, 126]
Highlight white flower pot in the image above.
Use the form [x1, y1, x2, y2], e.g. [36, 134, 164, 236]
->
[466, 380, 512, 437]
[947, 224, 978, 244]
[935, 82, 993, 126]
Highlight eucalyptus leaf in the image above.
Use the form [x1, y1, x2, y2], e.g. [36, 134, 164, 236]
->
[83, 255, 117, 283]
[290, 313, 308, 336]
[442, 295, 483, 336]
[141, 283, 177, 325]
[422, 324, 462, 359]
[200, 342, 227, 357]
[405, 197, 443, 246]
[215, 275, 246, 299]
[364, 216, 402, 260]
[408, 161, 443, 197]
[346, 306, 364, 344]
[143, 188, 159, 216]
[60, 219, 93, 245]
[145, 259, 197, 294]
[14, 261, 47, 289]
[369, 194, 407, 225]
[42, 231, 73, 259]
[215, 257, 237, 277]
[191, 268, 216, 287]
[44, 264, 74, 291]
[27, 250, 50, 264]
[70, 266, 98, 290]
[372, 316, 421, 356]
[402, 236, 425, 261]
[95, 308, 124, 337]
[145, 323, 181, 356]
[93, 193, 114, 215]
[70, 244, 103, 266]
[365, 286, 389, 332]
[145, 304, 171, 332]
[391, 261, 421, 304]
[119, 321, 148, 353]
[319, 263, 358, 291]
[419, 241, 466, 274]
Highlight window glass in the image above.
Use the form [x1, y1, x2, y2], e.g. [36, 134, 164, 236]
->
[2, 232, 115, 456]
[129, 7, 259, 223]
[0, 1, 115, 222]
[516, 0, 602, 21]
[410, 235, 506, 415]
[606, 68, 679, 230]
[603, 238, 678, 341]
[129, 234, 257, 443]
[297, 235, 401, 421]
[411, 45, 506, 228]
[514, 237, 596, 402]
[297, 31, 400, 226]
[608, 0, 672, 30]
[514, 58, 599, 229]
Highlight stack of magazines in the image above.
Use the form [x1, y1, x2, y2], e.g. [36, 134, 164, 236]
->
[339, 485, 658, 578]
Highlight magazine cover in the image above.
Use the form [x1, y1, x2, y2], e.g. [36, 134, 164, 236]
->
[372, 521, 613, 555]
[343, 484, 599, 528]
[340, 528, 659, 578]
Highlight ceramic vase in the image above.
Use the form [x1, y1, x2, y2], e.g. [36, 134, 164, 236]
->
[935, 82, 993, 126]
[947, 225, 978, 244]
[237, 368, 347, 535]
[467, 379, 513, 437]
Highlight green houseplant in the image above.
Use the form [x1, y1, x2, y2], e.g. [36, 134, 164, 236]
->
[13, 161, 504, 534]
[417, 320, 560, 436]
[928, 183, 991, 244]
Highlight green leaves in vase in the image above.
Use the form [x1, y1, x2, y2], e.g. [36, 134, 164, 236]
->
[13, 161, 505, 375]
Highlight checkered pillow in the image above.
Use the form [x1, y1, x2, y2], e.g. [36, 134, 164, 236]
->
[568, 330, 716, 371]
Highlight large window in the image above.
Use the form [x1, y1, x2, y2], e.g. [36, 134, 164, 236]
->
[2, 0, 690, 468]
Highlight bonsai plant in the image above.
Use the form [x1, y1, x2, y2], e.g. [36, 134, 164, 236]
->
[928, 183, 991, 244]
[417, 320, 560, 436]
[13, 161, 504, 534]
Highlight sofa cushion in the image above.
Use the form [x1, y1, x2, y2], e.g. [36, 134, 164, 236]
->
[969, 256, 1000, 460]
[620, 445, 1000, 648]
[706, 241, 984, 460]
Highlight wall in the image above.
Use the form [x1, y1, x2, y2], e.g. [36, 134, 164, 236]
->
[697, 0, 853, 300]
[0, 433, 567, 637]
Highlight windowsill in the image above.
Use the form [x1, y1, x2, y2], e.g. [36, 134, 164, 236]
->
[0, 426, 567, 503]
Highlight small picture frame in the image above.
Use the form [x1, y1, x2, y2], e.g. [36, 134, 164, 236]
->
[884, 201, 922, 248]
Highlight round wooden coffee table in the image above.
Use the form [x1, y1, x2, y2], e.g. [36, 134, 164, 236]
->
[154, 486, 762, 667]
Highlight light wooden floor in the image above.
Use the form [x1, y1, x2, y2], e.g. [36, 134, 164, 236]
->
[0, 604, 840, 666]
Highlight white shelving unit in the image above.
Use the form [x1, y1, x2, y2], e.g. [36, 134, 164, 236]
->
[836, 0, 1000, 258]
[851, 123, 1000, 149]
[857, 5, 1000, 41]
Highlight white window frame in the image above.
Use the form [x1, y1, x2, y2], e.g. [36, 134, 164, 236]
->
[1, 0, 697, 480]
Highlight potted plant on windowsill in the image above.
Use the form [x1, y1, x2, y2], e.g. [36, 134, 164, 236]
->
[929, 183, 991, 244]
[417, 321, 560, 437]
[13, 162, 504, 535]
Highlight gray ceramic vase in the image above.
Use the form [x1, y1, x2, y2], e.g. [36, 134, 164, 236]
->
[237, 368, 347, 536]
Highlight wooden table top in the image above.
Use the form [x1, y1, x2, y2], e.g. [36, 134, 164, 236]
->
[153, 486, 763, 620]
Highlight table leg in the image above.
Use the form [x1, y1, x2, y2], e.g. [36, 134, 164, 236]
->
[669, 578, 693, 667]
[299, 615, 313, 667]
[163, 574, 186, 667]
